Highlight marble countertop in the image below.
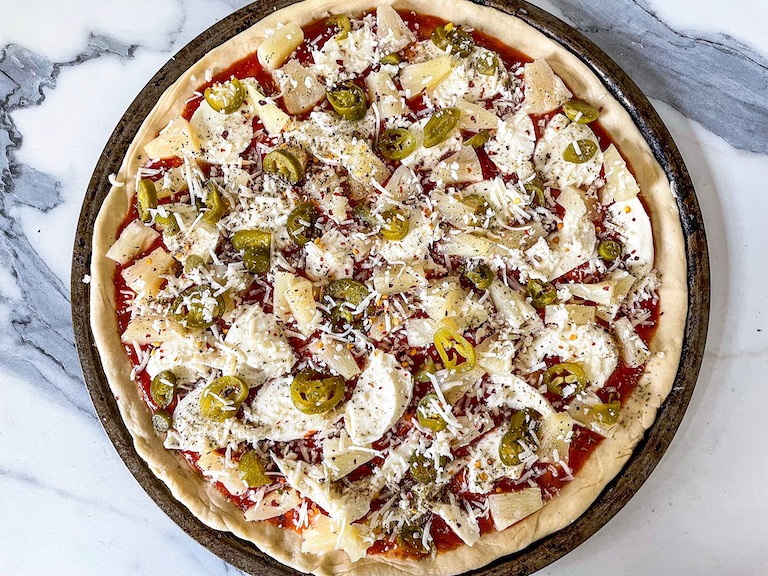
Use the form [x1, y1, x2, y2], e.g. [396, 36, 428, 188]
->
[1, 0, 766, 574]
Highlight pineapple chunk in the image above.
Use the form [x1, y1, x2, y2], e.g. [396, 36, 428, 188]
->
[310, 335, 362, 380]
[366, 71, 407, 119]
[197, 450, 248, 496]
[373, 264, 426, 294]
[279, 59, 326, 115]
[488, 488, 543, 531]
[456, 99, 501, 131]
[567, 270, 635, 307]
[440, 232, 496, 258]
[613, 316, 651, 368]
[602, 144, 640, 203]
[143, 116, 199, 160]
[537, 411, 575, 464]
[431, 146, 483, 185]
[340, 139, 390, 185]
[244, 489, 302, 522]
[121, 247, 176, 298]
[523, 59, 572, 115]
[257, 23, 304, 71]
[322, 432, 376, 481]
[282, 274, 320, 336]
[475, 336, 516, 376]
[376, 4, 416, 53]
[400, 55, 452, 97]
[302, 515, 370, 562]
[121, 316, 182, 346]
[106, 220, 159, 265]
[488, 282, 538, 330]
[421, 277, 465, 323]
[544, 303, 596, 327]
[384, 164, 419, 201]
[242, 79, 290, 135]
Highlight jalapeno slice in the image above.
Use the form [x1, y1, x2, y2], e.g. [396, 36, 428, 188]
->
[378, 128, 417, 161]
[243, 248, 271, 275]
[543, 362, 588, 397]
[434, 323, 476, 374]
[474, 51, 499, 76]
[526, 279, 557, 309]
[327, 278, 370, 307]
[463, 193, 494, 225]
[416, 393, 447, 432]
[233, 229, 272, 274]
[409, 453, 446, 484]
[202, 182, 228, 224]
[290, 369, 345, 415]
[380, 52, 402, 65]
[591, 401, 621, 425]
[423, 108, 461, 148]
[137, 179, 158, 223]
[498, 409, 540, 466]
[463, 263, 494, 290]
[200, 376, 249, 422]
[327, 14, 351, 40]
[263, 149, 305, 184]
[152, 410, 173, 434]
[150, 370, 177, 409]
[232, 229, 272, 252]
[563, 139, 599, 164]
[286, 202, 320, 246]
[184, 254, 207, 275]
[563, 99, 600, 124]
[598, 239, 623, 262]
[327, 81, 367, 121]
[379, 208, 410, 241]
[204, 77, 245, 114]
[155, 213, 180, 235]
[463, 129, 490, 149]
[414, 357, 436, 383]
[523, 174, 546, 207]
[238, 450, 271, 488]
[431, 24, 475, 57]
[397, 523, 432, 557]
[172, 285, 226, 329]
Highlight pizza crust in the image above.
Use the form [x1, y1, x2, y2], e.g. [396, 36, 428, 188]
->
[89, 0, 688, 574]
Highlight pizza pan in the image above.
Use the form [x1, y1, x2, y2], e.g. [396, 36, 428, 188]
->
[71, 0, 710, 574]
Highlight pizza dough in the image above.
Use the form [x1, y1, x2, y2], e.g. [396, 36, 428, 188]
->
[89, 1, 688, 574]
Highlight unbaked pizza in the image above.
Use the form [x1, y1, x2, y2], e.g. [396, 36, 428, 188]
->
[89, 1, 687, 574]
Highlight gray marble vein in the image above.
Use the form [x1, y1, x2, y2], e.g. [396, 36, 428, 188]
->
[0, 37, 138, 422]
[556, 0, 768, 153]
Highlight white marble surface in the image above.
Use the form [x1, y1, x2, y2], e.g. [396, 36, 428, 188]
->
[0, 1, 766, 574]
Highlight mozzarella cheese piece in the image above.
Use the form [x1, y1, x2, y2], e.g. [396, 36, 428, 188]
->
[243, 377, 342, 442]
[485, 374, 555, 416]
[602, 143, 640, 202]
[189, 100, 254, 164]
[345, 350, 413, 445]
[486, 111, 536, 178]
[517, 323, 619, 388]
[465, 427, 525, 494]
[527, 186, 596, 281]
[377, 210, 441, 264]
[219, 304, 296, 386]
[304, 228, 356, 281]
[533, 114, 604, 189]
[607, 197, 654, 275]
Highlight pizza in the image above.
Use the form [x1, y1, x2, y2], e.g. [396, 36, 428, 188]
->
[89, 0, 688, 574]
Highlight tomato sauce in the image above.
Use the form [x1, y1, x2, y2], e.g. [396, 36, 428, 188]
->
[113, 8, 663, 559]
